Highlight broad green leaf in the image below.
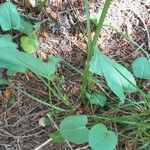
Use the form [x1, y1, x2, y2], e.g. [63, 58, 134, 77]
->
[0, 50, 28, 74]
[132, 57, 150, 80]
[89, 48, 103, 75]
[90, 48, 137, 102]
[0, 2, 33, 35]
[0, 49, 60, 78]
[50, 131, 65, 143]
[0, 34, 17, 49]
[60, 115, 89, 144]
[0, 2, 20, 31]
[21, 34, 38, 53]
[20, 55, 60, 79]
[0, 35, 28, 73]
[18, 18, 34, 36]
[89, 124, 118, 150]
[86, 92, 106, 107]
[0, 35, 60, 79]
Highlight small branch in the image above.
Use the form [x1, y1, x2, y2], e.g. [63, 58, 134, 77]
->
[34, 139, 52, 150]
[75, 145, 90, 150]
[134, 12, 150, 51]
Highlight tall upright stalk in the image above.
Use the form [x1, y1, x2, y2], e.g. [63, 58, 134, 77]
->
[81, 0, 112, 99]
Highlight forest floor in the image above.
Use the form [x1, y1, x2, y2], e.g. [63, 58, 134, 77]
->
[0, 0, 150, 150]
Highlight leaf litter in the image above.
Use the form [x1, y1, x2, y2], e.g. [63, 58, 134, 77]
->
[0, 0, 150, 149]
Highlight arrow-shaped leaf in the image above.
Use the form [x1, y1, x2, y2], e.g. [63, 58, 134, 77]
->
[90, 48, 137, 102]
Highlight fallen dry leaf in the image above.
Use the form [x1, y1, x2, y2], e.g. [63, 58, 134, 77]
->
[77, 0, 83, 6]
[39, 31, 49, 40]
[2, 88, 13, 103]
[38, 50, 48, 61]
[46, 7, 58, 21]
[23, 0, 31, 9]
[27, 71, 34, 78]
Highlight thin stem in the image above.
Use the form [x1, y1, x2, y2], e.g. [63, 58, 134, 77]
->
[81, 0, 91, 99]
[81, 0, 112, 100]
[15, 86, 67, 112]
[51, 81, 65, 101]
[88, 115, 150, 127]
[37, 75, 68, 104]
[34, 139, 52, 150]
[48, 80, 55, 115]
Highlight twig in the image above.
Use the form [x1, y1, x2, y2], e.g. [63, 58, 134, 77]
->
[126, 2, 150, 51]
[17, 126, 45, 150]
[13, 109, 49, 126]
[34, 114, 73, 150]
[134, 12, 150, 51]
[0, 143, 12, 150]
[34, 139, 53, 150]
[0, 129, 18, 139]
[75, 145, 90, 150]
[0, 95, 23, 117]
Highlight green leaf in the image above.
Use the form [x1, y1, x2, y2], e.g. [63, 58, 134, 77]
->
[132, 57, 150, 80]
[86, 92, 106, 107]
[39, 117, 51, 126]
[50, 131, 65, 143]
[90, 48, 137, 102]
[0, 2, 33, 35]
[19, 18, 34, 36]
[0, 35, 60, 79]
[89, 124, 118, 150]
[21, 34, 38, 53]
[60, 115, 89, 144]
[20, 55, 60, 79]
[0, 34, 17, 49]
[0, 2, 20, 31]
[0, 35, 28, 73]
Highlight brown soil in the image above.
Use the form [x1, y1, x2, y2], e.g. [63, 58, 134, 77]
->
[0, 0, 150, 150]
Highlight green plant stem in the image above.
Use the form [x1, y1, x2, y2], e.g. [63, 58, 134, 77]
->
[37, 75, 68, 104]
[48, 80, 55, 115]
[15, 86, 67, 112]
[81, 0, 112, 100]
[51, 81, 65, 101]
[88, 115, 150, 127]
[80, 0, 91, 100]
